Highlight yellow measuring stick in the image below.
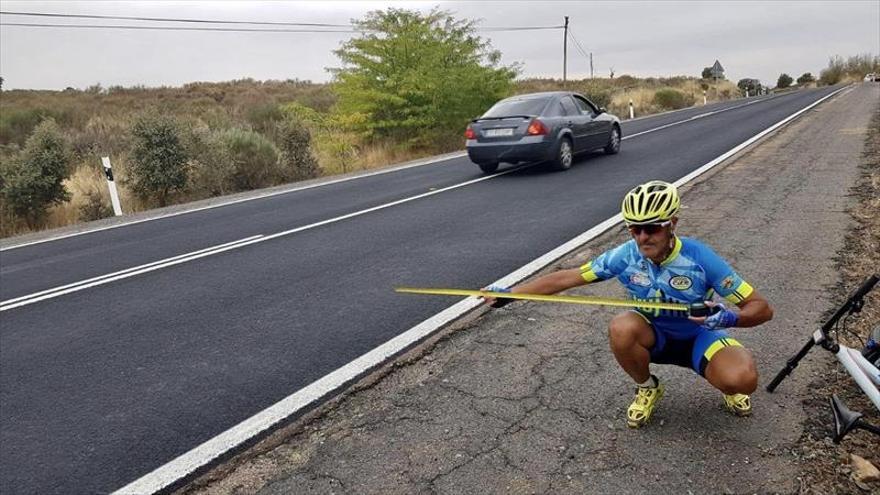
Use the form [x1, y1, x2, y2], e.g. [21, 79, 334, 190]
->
[394, 287, 690, 312]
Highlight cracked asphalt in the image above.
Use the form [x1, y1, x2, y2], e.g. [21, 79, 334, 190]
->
[181, 83, 879, 495]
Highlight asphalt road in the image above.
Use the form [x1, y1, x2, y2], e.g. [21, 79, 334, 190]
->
[0, 85, 842, 494]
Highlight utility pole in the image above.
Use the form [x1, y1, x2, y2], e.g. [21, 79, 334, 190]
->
[563, 16, 569, 86]
[590, 52, 594, 80]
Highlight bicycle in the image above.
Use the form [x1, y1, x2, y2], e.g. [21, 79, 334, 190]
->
[766, 274, 880, 442]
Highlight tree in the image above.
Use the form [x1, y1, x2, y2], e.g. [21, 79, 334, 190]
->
[701, 67, 713, 79]
[330, 8, 519, 147]
[0, 119, 71, 225]
[796, 72, 815, 84]
[129, 113, 189, 206]
[776, 73, 793, 89]
[737, 78, 762, 95]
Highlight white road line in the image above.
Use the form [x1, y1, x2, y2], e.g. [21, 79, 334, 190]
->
[112, 84, 852, 495]
[622, 90, 799, 140]
[2, 166, 526, 312]
[0, 235, 263, 311]
[0, 151, 468, 251]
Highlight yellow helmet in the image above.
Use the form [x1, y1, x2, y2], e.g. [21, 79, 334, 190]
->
[621, 180, 680, 224]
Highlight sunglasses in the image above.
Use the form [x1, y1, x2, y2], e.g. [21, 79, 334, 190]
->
[627, 221, 671, 235]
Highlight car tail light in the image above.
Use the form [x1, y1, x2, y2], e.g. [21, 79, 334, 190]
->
[526, 119, 548, 136]
[464, 126, 477, 139]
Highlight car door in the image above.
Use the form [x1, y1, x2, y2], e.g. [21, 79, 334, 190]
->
[559, 96, 589, 152]
[573, 95, 610, 150]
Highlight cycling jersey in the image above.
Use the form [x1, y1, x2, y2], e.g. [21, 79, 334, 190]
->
[579, 236, 754, 338]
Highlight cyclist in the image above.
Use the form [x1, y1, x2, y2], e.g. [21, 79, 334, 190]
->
[485, 180, 774, 428]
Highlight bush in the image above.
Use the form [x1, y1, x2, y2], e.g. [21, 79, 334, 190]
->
[0, 119, 72, 225]
[777, 73, 793, 89]
[0, 108, 62, 146]
[218, 128, 280, 191]
[129, 113, 189, 206]
[796, 72, 815, 84]
[275, 120, 320, 182]
[653, 88, 693, 110]
[78, 188, 114, 221]
[187, 125, 236, 197]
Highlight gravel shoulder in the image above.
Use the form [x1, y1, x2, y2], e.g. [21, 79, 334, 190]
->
[179, 83, 880, 495]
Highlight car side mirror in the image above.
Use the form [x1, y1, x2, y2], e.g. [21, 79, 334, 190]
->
[598, 107, 607, 114]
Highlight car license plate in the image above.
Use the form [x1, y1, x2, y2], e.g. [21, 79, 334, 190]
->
[484, 128, 514, 137]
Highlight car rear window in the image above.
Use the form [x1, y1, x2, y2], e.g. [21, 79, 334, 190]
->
[481, 98, 550, 118]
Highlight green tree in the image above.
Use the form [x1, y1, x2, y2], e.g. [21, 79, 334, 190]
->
[276, 120, 320, 182]
[0, 119, 71, 225]
[776, 73, 793, 88]
[330, 8, 519, 147]
[129, 113, 189, 206]
[701, 67, 712, 79]
[737, 78, 762, 95]
[796, 72, 815, 84]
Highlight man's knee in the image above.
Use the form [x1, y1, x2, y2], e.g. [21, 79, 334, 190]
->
[608, 313, 653, 351]
[708, 349, 758, 394]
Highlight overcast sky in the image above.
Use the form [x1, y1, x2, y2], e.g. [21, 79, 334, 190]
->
[1, 1, 878, 90]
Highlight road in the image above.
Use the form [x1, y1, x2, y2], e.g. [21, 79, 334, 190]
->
[0, 86, 843, 494]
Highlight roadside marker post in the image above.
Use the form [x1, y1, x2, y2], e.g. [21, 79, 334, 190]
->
[703, 90, 707, 105]
[629, 99, 634, 119]
[101, 156, 123, 216]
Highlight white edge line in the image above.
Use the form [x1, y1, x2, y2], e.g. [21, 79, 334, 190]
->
[112, 84, 852, 495]
[0, 152, 468, 252]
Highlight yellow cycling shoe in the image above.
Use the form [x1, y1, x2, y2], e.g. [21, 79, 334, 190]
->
[626, 377, 665, 428]
[723, 393, 752, 417]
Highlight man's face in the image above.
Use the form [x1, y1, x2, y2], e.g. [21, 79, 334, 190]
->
[628, 219, 676, 261]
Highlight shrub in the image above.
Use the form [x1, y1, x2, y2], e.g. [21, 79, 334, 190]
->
[0, 108, 62, 146]
[796, 72, 815, 84]
[128, 113, 189, 206]
[186, 125, 235, 197]
[275, 120, 320, 182]
[0, 119, 72, 225]
[777, 73, 793, 89]
[653, 88, 693, 110]
[78, 188, 114, 221]
[218, 128, 280, 191]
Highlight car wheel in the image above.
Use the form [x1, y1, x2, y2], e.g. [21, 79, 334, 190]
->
[553, 137, 573, 171]
[604, 125, 621, 154]
[478, 162, 499, 174]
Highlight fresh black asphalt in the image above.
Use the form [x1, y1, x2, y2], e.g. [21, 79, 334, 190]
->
[0, 86, 841, 494]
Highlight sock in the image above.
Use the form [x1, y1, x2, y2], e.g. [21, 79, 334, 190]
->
[637, 375, 657, 388]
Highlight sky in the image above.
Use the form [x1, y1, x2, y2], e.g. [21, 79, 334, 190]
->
[0, 1, 878, 90]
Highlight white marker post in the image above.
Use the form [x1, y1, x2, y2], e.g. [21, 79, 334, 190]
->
[703, 90, 707, 105]
[629, 99, 634, 119]
[101, 156, 123, 216]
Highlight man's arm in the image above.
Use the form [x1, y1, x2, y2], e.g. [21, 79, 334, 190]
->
[732, 289, 774, 327]
[484, 268, 588, 306]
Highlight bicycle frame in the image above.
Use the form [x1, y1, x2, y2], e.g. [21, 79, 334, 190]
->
[766, 274, 879, 441]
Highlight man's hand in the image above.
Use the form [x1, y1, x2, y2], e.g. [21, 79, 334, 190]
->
[689, 301, 738, 329]
[482, 285, 513, 308]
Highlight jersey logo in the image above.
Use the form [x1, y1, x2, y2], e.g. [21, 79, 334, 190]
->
[669, 275, 692, 291]
[629, 272, 651, 287]
[721, 276, 735, 290]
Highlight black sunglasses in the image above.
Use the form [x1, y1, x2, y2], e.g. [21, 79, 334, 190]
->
[627, 221, 671, 235]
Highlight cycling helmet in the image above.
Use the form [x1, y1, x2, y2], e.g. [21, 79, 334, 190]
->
[621, 180, 680, 224]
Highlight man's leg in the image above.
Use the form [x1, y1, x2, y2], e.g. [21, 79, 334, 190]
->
[608, 311, 656, 383]
[609, 312, 665, 428]
[704, 346, 758, 395]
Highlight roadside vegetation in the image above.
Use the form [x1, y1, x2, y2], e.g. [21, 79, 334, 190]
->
[1, 7, 876, 238]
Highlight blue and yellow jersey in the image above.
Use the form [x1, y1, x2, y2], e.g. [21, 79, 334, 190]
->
[578, 236, 753, 337]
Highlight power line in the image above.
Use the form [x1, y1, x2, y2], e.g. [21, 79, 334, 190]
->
[0, 22, 360, 33]
[0, 11, 564, 32]
[0, 10, 353, 27]
[567, 31, 590, 60]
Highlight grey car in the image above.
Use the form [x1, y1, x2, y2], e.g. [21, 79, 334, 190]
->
[465, 91, 621, 174]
